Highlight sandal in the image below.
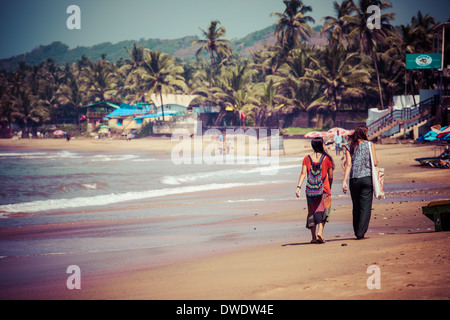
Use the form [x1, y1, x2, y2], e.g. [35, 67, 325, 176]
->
[317, 234, 325, 244]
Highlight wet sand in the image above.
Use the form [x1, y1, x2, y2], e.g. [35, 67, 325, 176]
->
[0, 137, 449, 300]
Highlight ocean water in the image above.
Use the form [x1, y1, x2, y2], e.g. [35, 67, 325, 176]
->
[0, 148, 316, 259]
[0, 147, 443, 261]
[0, 149, 299, 217]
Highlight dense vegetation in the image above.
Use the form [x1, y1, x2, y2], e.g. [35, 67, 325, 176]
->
[0, 0, 448, 132]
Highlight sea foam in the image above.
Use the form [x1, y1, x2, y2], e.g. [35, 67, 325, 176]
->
[0, 182, 267, 214]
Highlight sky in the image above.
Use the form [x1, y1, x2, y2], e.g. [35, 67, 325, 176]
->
[0, 0, 449, 59]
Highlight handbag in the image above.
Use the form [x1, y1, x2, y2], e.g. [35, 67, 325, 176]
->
[369, 142, 385, 199]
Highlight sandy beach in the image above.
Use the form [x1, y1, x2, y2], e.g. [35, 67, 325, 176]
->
[0, 136, 449, 300]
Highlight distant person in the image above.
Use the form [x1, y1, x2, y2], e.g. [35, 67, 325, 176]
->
[334, 131, 343, 155]
[296, 137, 334, 244]
[342, 125, 378, 240]
[439, 145, 449, 160]
[66, 132, 71, 142]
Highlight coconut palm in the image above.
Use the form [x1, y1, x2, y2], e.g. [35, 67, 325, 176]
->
[81, 58, 119, 103]
[271, 0, 315, 56]
[11, 87, 49, 134]
[192, 20, 232, 85]
[410, 11, 436, 52]
[250, 79, 286, 127]
[38, 59, 66, 123]
[138, 50, 187, 120]
[307, 44, 371, 120]
[56, 69, 85, 126]
[119, 44, 146, 97]
[269, 45, 322, 113]
[321, 0, 354, 46]
[344, 0, 395, 109]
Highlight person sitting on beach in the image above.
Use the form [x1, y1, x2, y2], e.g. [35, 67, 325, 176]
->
[296, 137, 335, 244]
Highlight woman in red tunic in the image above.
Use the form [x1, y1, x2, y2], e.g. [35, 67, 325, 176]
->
[296, 137, 334, 243]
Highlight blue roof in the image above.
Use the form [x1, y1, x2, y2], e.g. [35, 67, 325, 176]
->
[105, 103, 152, 119]
[134, 111, 179, 119]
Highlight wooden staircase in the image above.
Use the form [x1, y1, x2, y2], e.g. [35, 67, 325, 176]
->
[368, 97, 436, 140]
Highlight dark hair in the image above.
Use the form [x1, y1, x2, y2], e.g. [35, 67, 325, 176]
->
[347, 125, 369, 155]
[311, 137, 335, 169]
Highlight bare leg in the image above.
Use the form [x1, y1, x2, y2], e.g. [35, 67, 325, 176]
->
[310, 225, 317, 243]
[317, 223, 325, 243]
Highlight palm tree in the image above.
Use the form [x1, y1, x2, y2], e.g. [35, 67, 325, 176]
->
[344, 0, 395, 109]
[251, 79, 286, 127]
[307, 44, 371, 122]
[269, 45, 321, 113]
[119, 44, 146, 100]
[271, 0, 315, 57]
[138, 50, 187, 120]
[56, 68, 85, 126]
[410, 11, 436, 52]
[192, 20, 232, 85]
[321, 0, 354, 46]
[38, 59, 65, 123]
[12, 88, 48, 135]
[385, 12, 438, 104]
[0, 71, 15, 126]
[81, 58, 119, 103]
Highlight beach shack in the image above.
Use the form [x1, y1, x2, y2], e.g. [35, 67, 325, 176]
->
[105, 103, 155, 131]
[81, 101, 120, 132]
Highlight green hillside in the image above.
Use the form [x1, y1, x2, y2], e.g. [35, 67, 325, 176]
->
[0, 25, 284, 70]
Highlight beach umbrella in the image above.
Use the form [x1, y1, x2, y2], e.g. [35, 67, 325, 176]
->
[327, 127, 352, 136]
[53, 130, 65, 136]
[326, 127, 346, 135]
[305, 131, 321, 138]
[98, 128, 109, 134]
[305, 131, 331, 138]
[340, 129, 353, 136]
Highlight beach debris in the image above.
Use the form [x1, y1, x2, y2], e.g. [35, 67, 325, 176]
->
[341, 243, 347, 246]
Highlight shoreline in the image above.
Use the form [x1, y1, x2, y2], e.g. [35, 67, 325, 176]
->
[0, 137, 449, 300]
[1, 199, 448, 300]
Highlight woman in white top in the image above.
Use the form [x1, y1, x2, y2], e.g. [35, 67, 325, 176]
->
[342, 126, 378, 239]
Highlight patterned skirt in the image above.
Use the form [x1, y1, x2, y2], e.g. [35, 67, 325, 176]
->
[306, 193, 331, 229]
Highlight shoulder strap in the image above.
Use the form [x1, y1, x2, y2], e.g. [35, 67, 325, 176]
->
[309, 154, 325, 164]
[318, 154, 325, 165]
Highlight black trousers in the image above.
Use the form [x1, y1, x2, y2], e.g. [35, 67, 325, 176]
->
[349, 176, 373, 239]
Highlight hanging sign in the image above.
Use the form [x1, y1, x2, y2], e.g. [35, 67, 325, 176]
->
[406, 53, 442, 70]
